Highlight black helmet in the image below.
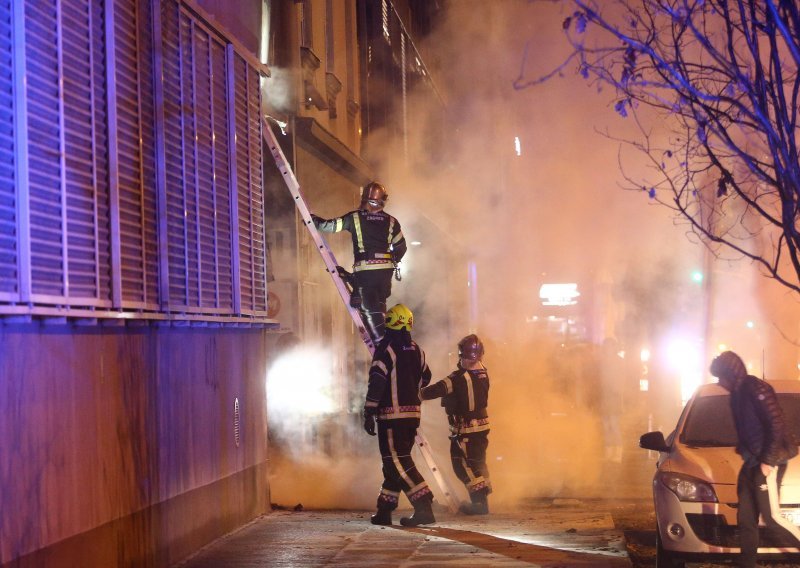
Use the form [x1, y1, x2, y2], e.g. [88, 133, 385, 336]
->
[361, 181, 388, 208]
[458, 334, 484, 361]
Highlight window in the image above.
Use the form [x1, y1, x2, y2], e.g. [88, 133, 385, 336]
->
[681, 393, 800, 447]
[301, 0, 313, 49]
[324, 0, 334, 70]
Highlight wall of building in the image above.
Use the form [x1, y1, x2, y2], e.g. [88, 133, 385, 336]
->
[0, 324, 274, 567]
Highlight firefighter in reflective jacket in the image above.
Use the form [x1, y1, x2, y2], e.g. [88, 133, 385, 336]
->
[421, 334, 491, 515]
[363, 304, 436, 527]
[311, 182, 407, 342]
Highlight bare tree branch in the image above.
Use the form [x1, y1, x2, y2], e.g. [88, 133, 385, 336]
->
[521, 0, 800, 295]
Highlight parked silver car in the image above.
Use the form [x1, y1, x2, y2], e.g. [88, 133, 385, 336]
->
[640, 380, 800, 567]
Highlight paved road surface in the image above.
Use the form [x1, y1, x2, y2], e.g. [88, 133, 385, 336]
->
[177, 502, 632, 567]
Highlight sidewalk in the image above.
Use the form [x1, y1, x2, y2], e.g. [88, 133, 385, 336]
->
[176, 501, 633, 567]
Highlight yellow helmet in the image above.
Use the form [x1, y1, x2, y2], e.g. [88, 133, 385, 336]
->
[385, 303, 413, 331]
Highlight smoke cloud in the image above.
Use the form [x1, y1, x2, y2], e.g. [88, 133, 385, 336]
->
[267, 0, 800, 512]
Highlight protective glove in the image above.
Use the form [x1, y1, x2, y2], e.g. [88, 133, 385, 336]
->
[363, 407, 377, 436]
[336, 265, 354, 286]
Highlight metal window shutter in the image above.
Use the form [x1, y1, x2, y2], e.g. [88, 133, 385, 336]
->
[4, 0, 270, 322]
[113, 0, 158, 308]
[62, 0, 111, 303]
[25, 0, 65, 300]
[161, 0, 190, 308]
[192, 23, 234, 311]
[161, 0, 239, 314]
[232, 53, 267, 315]
[210, 35, 233, 310]
[22, 0, 112, 305]
[136, 0, 160, 307]
[0, 0, 17, 300]
[177, 11, 200, 309]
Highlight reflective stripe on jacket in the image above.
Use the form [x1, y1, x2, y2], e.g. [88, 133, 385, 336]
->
[365, 333, 431, 423]
[315, 209, 406, 271]
[420, 367, 490, 435]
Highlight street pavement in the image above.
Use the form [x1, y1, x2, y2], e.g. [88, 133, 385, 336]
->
[176, 500, 632, 567]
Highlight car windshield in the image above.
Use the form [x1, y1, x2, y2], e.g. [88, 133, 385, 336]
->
[681, 393, 800, 447]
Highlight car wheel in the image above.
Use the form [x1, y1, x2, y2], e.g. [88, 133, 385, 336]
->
[656, 529, 686, 568]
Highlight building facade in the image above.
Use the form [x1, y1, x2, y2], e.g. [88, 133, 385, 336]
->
[1, 0, 275, 565]
[0, 0, 450, 565]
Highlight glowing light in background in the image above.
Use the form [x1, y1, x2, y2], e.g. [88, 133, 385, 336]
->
[514, 136, 521, 156]
[691, 270, 703, 283]
[267, 346, 335, 419]
[665, 336, 703, 404]
[745, 320, 754, 329]
[639, 347, 650, 391]
[539, 283, 580, 306]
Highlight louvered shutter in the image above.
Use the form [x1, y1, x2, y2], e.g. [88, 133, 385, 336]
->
[113, 0, 158, 309]
[161, 0, 236, 313]
[63, 0, 110, 303]
[20, 0, 111, 306]
[2, 0, 271, 322]
[0, 0, 16, 300]
[231, 51, 267, 316]
[210, 31, 234, 311]
[25, 0, 65, 301]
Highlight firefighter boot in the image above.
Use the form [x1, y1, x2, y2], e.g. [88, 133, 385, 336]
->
[370, 505, 393, 526]
[362, 310, 385, 344]
[459, 492, 489, 515]
[399, 498, 435, 527]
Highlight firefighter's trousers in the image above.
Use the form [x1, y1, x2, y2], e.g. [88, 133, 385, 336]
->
[353, 269, 393, 341]
[450, 430, 491, 496]
[375, 422, 432, 510]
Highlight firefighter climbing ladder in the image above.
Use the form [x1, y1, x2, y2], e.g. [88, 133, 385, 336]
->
[262, 119, 461, 513]
[261, 119, 376, 353]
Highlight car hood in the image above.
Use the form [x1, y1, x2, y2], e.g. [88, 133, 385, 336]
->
[666, 445, 740, 484]
[665, 444, 800, 504]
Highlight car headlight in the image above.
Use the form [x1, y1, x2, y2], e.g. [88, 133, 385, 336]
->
[657, 471, 718, 502]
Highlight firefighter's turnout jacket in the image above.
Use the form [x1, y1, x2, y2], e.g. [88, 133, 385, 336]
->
[366, 329, 434, 509]
[421, 365, 492, 498]
[365, 331, 432, 424]
[422, 367, 490, 435]
[315, 209, 407, 272]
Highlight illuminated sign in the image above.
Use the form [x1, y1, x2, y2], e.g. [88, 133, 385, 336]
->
[539, 283, 580, 306]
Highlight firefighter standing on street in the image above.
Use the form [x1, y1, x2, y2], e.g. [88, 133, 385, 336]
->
[710, 350, 800, 567]
[363, 303, 436, 527]
[312, 182, 406, 342]
[421, 334, 491, 515]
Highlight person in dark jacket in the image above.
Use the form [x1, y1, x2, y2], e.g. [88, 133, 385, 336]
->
[363, 303, 435, 527]
[710, 350, 800, 567]
[312, 181, 407, 342]
[421, 334, 491, 515]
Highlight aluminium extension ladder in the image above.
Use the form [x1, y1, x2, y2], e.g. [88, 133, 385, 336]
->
[262, 119, 460, 513]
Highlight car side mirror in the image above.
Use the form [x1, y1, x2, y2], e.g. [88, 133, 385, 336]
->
[640, 431, 670, 452]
